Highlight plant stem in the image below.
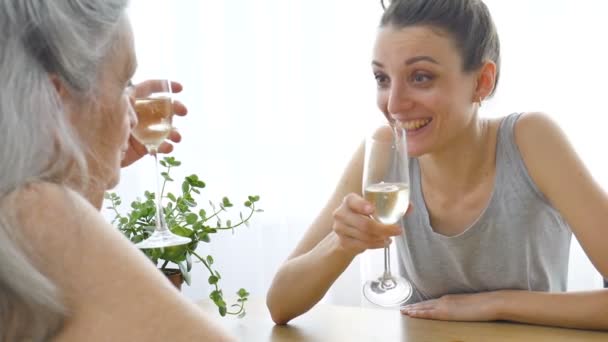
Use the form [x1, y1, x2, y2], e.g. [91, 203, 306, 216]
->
[192, 251, 215, 278]
[213, 204, 256, 230]
[191, 250, 245, 316]
[161, 259, 169, 270]
[160, 165, 171, 199]
[201, 208, 223, 223]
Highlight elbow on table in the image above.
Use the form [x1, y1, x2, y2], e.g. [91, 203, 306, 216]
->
[266, 296, 292, 325]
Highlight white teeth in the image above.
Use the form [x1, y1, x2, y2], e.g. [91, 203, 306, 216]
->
[401, 119, 431, 131]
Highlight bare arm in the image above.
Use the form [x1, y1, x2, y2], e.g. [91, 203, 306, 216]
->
[516, 112, 608, 277]
[266, 142, 402, 324]
[403, 289, 608, 331]
[9, 183, 234, 341]
[498, 290, 608, 330]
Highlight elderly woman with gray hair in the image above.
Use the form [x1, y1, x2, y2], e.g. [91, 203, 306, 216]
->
[0, 0, 232, 340]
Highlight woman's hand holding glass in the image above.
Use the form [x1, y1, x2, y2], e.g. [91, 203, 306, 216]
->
[121, 80, 187, 168]
[332, 193, 403, 255]
[361, 125, 413, 307]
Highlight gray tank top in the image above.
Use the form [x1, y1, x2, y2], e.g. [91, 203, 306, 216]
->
[396, 113, 572, 303]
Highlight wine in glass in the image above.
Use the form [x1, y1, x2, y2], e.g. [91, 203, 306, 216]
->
[132, 81, 190, 249]
[362, 124, 413, 307]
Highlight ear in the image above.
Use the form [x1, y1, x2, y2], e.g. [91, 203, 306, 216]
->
[49, 74, 71, 100]
[49, 74, 82, 124]
[473, 60, 497, 102]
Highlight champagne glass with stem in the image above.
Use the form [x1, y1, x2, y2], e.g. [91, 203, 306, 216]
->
[129, 3, 189, 249]
[361, 124, 413, 306]
[131, 81, 190, 249]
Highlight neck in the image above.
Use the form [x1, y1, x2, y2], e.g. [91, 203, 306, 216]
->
[81, 183, 105, 210]
[66, 173, 106, 210]
[418, 114, 495, 195]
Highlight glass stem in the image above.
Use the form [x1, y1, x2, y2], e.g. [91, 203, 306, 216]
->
[383, 244, 392, 280]
[151, 149, 168, 233]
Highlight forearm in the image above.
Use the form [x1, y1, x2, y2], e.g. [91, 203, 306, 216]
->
[497, 289, 608, 330]
[266, 233, 357, 325]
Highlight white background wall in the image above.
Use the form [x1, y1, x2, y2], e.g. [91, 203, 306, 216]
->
[108, 0, 608, 306]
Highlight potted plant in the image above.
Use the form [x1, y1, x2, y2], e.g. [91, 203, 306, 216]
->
[104, 156, 262, 318]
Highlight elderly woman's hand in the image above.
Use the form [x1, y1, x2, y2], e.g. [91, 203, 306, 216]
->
[121, 80, 188, 167]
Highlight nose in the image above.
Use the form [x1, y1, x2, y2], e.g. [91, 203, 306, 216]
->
[386, 82, 414, 116]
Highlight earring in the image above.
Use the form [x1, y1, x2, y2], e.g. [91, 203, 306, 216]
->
[478, 96, 483, 108]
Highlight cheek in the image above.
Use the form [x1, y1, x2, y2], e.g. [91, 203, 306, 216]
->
[376, 91, 389, 113]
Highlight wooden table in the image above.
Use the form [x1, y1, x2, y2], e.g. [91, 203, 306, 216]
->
[198, 299, 608, 341]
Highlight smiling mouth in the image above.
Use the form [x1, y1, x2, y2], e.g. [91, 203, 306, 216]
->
[399, 118, 432, 132]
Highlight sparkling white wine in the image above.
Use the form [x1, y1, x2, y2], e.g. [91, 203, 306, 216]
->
[364, 182, 410, 224]
[133, 96, 173, 150]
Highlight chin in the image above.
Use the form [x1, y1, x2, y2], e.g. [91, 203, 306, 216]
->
[106, 174, 120, 190]
[407, 146, 426, 158]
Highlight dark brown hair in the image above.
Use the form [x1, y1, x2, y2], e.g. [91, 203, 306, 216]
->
[380, 0, 500, 96]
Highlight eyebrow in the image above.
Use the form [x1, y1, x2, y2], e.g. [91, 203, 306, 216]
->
[372, 55, 440, 68]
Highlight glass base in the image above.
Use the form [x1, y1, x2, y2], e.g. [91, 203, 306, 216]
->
[363, 275, 413, 307]
[135, 229, 191, 249]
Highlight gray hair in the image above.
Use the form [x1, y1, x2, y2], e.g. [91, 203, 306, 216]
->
[0, 0, 128, 340]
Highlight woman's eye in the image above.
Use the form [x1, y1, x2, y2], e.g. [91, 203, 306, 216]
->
[374, 73, 389, 87]
[411, 73, 434, 84]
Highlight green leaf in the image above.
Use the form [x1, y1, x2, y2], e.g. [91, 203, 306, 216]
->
[185, 213, 198, 225]
[119, 217, 128, 224]
[182, 181, 190, 194]
[191, 188, 200, 194]
[200, 233, 210, 243]
[248, 195, 260, 202]
[218, 306, 227, 317]
[215, 271, 221, 279]
[198, 209, 207, 219]
[164, 156, 181, 167]
[255, 209, 264, 212]
[167, 193, 177, 202]
[238, 311, 246, 319]
[222, 197, 233, 208]
[206, 255, 214, 265]
[244, 201, 252, 207]
[209, 290, 222, 302]
[226, 220, 232, 227]
[186, 253, 192, 272]
[237, 288, 250, 298]
[131, 235, 144, 243]
[178, 262, 191, 285]
[171, 225, 193, 238]
[208, 275, 219, 285]
[160, 172, 174, 182]
[159, 160, 168, 167]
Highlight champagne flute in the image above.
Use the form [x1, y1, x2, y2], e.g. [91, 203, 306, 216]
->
[362, 124, 413, 307]
[131, 80, 190, 249]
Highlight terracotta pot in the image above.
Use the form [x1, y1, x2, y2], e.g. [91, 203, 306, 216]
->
[162, 268, 184, 291]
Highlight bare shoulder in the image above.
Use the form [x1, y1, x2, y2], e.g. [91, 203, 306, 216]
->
[512, 112, 572, 186]
[513, 111, 562, 144]
[3, 182, 96, 253]
[3, 182, 233, 340]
